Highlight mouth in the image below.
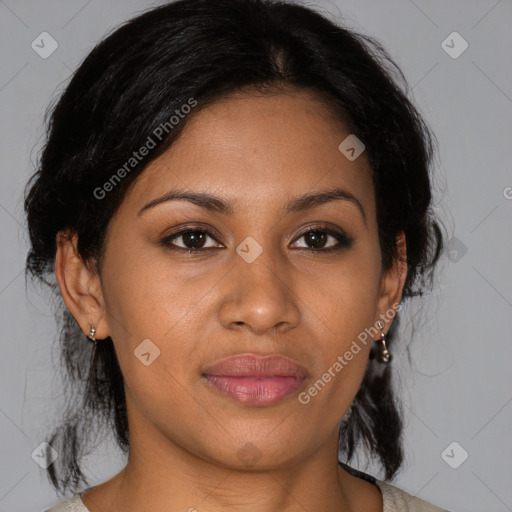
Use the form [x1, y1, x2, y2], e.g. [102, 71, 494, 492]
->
[201, 353, 308, 407]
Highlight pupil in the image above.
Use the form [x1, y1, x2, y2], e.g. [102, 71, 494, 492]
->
[183, 231, 205, 248]
[306, 230, 326, 248]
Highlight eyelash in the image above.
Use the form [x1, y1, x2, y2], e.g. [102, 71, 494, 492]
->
[160, 224, 354, 254]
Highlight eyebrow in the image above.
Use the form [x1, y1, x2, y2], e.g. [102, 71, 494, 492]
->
[137, 186, 366, 223]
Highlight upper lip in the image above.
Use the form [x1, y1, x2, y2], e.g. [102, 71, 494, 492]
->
[202, 353, 309, 378]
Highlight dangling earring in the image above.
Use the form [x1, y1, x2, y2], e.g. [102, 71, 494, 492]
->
[375, 320, 392, 363]
[85, 324, 99, 387]
[87, 324, 97, 342]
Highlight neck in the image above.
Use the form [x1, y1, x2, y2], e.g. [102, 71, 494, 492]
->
[80, 402, 382, 512]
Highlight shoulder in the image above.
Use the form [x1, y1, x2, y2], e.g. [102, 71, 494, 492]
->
[43, 494, 88, 512]
[375, 479, 451, 512]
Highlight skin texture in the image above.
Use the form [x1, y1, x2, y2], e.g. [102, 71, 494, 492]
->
[55, 88, 407, 512]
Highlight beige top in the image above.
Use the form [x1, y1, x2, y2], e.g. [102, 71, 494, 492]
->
[44, 480, 450, 511]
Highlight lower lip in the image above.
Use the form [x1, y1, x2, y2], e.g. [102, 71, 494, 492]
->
[203, 375, 305, 406]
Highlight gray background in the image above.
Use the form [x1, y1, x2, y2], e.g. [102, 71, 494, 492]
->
[1, 1, 511, 511]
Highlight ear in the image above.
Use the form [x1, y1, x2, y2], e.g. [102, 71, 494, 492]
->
[375, 230, 407, 329]
[54, 230, 110, 340]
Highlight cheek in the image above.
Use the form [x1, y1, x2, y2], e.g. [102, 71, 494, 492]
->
[100, 249, 207, 429]
[295, 242, 381, 390]
[298, 240, 382, 330]
[99, 237, 218, 377]
[295, 265, 379, 418]
[101, 233, 188, 331]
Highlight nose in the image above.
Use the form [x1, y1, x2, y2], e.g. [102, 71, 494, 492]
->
[218, 249, 301, 336]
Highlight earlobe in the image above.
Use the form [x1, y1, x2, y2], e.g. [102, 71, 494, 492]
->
[54, 230, 109, 340]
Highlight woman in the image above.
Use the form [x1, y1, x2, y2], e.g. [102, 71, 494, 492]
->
[25, 0, 449, 510]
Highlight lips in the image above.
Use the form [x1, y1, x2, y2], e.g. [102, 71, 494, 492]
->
[202, 353, 308, 378]
[201, 354, 308, 406]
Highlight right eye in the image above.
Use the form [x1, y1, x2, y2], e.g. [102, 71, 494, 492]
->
[161, 228, 224, 252]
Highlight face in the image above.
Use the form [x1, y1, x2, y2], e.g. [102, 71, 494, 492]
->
[57, 88, 406, 471]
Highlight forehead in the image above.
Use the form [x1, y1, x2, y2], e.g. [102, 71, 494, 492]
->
[126, 89, 375, 216]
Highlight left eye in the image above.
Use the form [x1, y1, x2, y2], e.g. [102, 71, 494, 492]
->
[291, 228, 352, 251]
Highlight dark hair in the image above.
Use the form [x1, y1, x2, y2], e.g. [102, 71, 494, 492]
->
[24, 0, 444, 496]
